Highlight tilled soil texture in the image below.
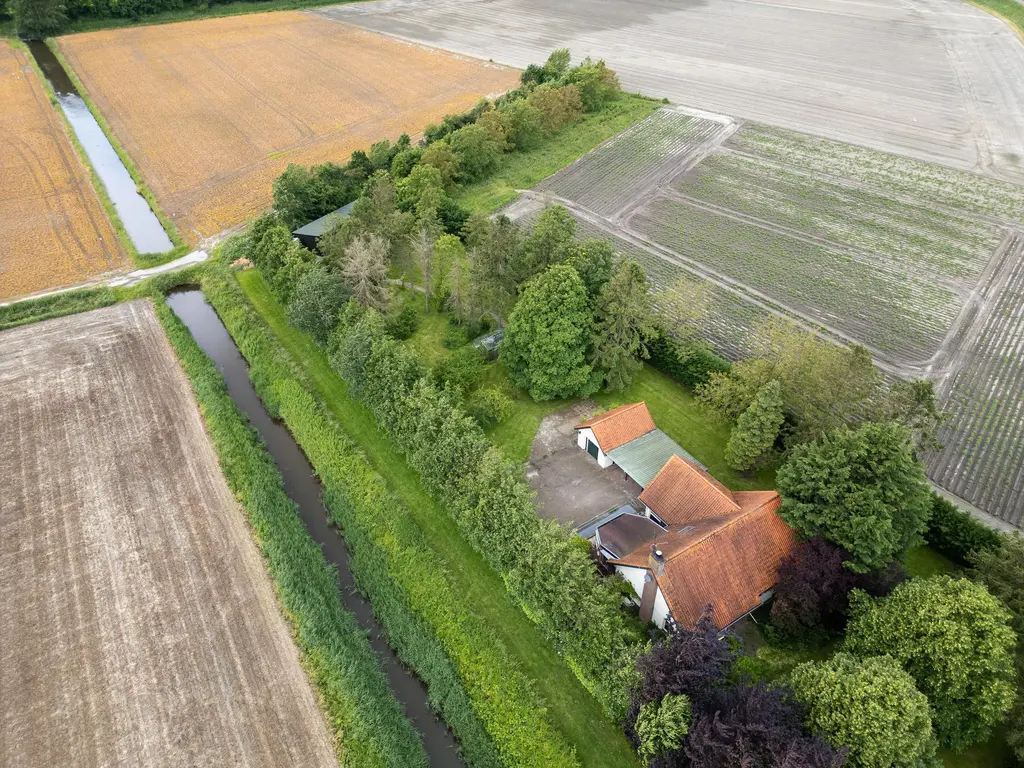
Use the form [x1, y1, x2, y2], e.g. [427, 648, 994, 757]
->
[0, 301, 337, 768]
[319, 0, 1024, 184]
[0, 41, 126, 302]
[57, 13, 518, 240]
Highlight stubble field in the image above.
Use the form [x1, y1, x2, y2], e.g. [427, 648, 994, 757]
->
[0, 301, 337, 767]
[512, 106, 1024, 526]
[57, 12, 518, 240]
[0, 41, 125, 302]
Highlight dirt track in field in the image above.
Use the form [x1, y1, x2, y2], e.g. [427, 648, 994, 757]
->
[0, 41, 126, 302]
[57, 13, 517, 240]
[319, 0, 1024, 182]
[0, 301, 337, 767]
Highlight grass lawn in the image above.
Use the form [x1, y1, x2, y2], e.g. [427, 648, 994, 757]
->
[903, 544, 959, 578]
[456, 94, 662, 213]
[236, 270, 639, 768]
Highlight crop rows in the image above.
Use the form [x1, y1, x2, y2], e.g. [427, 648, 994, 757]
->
[674, 152, 1000, 281]
[536, 108, 729, 217]
[927, 235, 1024, 526]
[728, 123, 1024, 224]
[629, 196, 960, 360]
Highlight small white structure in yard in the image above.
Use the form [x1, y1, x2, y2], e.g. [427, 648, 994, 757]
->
[574, 402, 655, 469]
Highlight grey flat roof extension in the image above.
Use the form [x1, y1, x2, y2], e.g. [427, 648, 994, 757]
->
[607, 428, 705, 489]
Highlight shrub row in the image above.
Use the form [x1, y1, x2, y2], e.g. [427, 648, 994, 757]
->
[925, 492, 1004, 565]
[202, 270, 579, 768]
[0, 287, 117, 331]
[646, 332, 731, 390]
[154, 293, 428, 768]
[333, 312, 643, 719]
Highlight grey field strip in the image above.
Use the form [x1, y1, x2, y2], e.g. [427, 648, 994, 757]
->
[0, 302, 337, 767]
[318, 0, 1024, 182]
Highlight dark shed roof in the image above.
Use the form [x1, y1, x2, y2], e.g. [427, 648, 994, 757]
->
[595, 511, 664, 560]
[293, 201, 356, 240]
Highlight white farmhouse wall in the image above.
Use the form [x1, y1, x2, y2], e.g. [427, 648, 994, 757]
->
[615, 565, 648, 602]
[576, 427, 613, 468]
[653, 587, 671, 629]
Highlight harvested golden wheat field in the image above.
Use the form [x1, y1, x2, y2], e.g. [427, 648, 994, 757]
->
[0, 41, 125, 302]
[58, 12, 518, 239]
[0, 301, 337, 767]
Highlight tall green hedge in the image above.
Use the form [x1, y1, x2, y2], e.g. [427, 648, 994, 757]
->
[332, 313, 644, 718]
[154, 295, 428, 768]
[925, 492, 1004, 566]
[201, 269, 580, 768]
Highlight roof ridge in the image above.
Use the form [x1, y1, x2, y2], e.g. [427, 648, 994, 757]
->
[591, 401, 644, 423]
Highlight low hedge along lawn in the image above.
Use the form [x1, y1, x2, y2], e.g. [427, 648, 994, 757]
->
[154, 295, 427, 768]
[201, 268, 581, 768]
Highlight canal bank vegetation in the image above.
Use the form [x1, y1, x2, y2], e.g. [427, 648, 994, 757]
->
[155, 288, 432, 768]
[202, 266, 599, 767]
[43, 39, 187, 267]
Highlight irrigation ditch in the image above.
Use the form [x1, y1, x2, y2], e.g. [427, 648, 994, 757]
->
[27, 40, 174, 255]
[165, 288, 465, 767]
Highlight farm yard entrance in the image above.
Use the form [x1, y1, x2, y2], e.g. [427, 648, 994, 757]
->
[56, 13, 518, 241]
[527, 401, 643, 529]
[0, 301, 337, 767]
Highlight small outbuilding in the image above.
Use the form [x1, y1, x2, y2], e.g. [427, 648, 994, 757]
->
[293, 201, 355, 250]
[471, 328, 504, 361]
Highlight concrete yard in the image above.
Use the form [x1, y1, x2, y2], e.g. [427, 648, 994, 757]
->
[527, 401, 642, 528]
[0, 302, 337, 767]
[319, 0, 1024, 183]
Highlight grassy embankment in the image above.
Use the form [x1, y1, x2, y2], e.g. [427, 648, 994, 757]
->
[456, 93, 661, 213]
[155, 290, 430, 768]
[967, 0, 1024, 41]
[43, 40, 188, 268]
[233, 269, 640, 768]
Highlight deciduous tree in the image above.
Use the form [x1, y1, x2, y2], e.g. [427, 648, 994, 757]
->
[655, 277, 710, 342]
[449, 123, 505, 181]
[844, 576, 1017, 751]
[501, 264, 595, 400]
[566, 238, 615, 298]
[11, 0, 65, 35]
[636, 694, 692, 763]
[286, 267, 351, 346]
[777, 422, 931, 571]
[342, 234, 391, 311]
[792, 653, 939, 768]
[514, 205, 577, 282]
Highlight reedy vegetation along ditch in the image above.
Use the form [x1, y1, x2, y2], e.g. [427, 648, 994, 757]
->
[205, 268, 616, 767]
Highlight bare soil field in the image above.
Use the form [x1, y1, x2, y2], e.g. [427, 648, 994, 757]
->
[57, 13, 517, 240]
[0, 41, 125, 302]
[508, 106, 1024, 527]
[0, 301, 337, 767]
[320, 0, 1024, 183]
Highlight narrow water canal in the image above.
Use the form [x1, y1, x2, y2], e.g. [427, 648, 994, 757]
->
[28, 41, 175, 256]
[165, 289, 464, 767]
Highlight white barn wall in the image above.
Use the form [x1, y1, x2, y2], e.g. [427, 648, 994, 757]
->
[576, 427, 614, 468]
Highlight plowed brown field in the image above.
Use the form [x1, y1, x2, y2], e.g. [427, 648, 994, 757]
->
[0, 42, 125, 302]
[58, 13, 518, 239]
[0, 301, 337, 767]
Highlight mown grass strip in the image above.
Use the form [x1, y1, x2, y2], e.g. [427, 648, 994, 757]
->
[233, 268, 641, 768]
[965, 0, 1024, 43]
[155, 290, 428, 768]
[455, 93, 661, 213]
[203, 268, 580, 767]
[45, 39, 187, 267]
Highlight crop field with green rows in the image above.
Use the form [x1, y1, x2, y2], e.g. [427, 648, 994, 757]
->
[517, 107, 1024, 527]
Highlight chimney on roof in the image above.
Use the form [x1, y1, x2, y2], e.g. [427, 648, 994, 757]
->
[649, 544, 666, 577]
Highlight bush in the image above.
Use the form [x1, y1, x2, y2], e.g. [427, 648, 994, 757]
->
[724, 379, 784, 471]
[442, 324, 470, 349]
[467, 388, 514, 427]
[635, 694, 692, 762]
[383, 302, 419, 340]
[647, 334, 730, 389]
[792, 653, 939, 768]
[432, 345, 486, 395]
[925, 492, 1003, 565]
[844, 576, 1017, 751]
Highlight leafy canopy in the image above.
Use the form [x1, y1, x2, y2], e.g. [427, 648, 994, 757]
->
[844, 576, 1017, 751]
[724, 379, 784, 471]
[590, 260, 656, 392]
[777, 422, 931, 572]
[792, 653, 939, 768]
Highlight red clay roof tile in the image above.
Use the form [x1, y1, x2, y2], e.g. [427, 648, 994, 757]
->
[575, 402, 656, 453]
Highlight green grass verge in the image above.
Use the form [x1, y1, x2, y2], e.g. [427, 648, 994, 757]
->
[965, 0, 1024, 41]
[455, 94, 662, 213]
[154, 289, 429, 768]
[233, 268, 640, 768]
[45, 39, 187, 266]
[903, 544, 959, 579]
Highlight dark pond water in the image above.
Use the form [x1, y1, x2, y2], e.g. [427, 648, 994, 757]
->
[165, 289, 464, 767]
[28, 41, 175, 256]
